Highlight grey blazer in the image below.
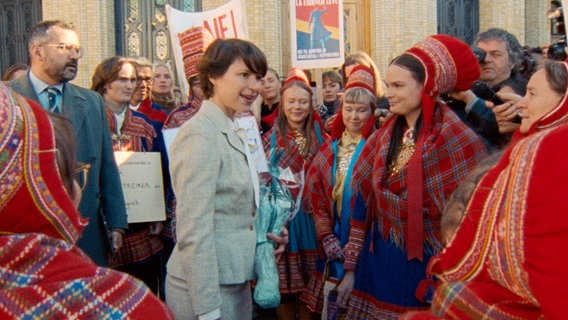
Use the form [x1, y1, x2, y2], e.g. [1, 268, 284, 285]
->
[11, 74, 128, 266]
[167, 100, 256, 315]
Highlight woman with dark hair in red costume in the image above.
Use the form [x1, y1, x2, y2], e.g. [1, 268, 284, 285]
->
[402, 60, 568, 320]
[342, 35, 488, 319]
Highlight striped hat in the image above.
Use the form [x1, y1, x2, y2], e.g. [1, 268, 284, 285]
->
[344, 65, 376, 96]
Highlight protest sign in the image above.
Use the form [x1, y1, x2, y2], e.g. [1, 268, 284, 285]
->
[166, 0, 247, 95]
[115, 152, 166, 223]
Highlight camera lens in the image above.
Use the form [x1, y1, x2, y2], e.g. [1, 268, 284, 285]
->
[472, 47, 486, 63]
[547, 41, 567, 61]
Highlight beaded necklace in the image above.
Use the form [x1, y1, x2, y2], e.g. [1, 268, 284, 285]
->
[389, 127, 416, 174]
[292, 128, 308, 158]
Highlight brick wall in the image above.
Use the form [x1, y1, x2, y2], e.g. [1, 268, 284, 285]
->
[40, 0, 552, 88]
[371, 0, 437, 77]
[43, 0, 115, 88]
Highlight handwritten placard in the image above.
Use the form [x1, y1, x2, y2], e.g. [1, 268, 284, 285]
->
[114, 151, 166, 223]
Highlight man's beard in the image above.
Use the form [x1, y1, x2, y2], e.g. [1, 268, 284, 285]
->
[47, 61, 78, 83]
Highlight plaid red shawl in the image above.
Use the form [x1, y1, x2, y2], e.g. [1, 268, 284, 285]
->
[106, 107, 157, 152]
[349, 104, 487, 262]
[262, 126, 328, 203]
[0, 233, 173, 319]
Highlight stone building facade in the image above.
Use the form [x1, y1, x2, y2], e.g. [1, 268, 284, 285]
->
[1, 0, 553, 88]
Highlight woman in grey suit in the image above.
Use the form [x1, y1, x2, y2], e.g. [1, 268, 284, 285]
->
[166, 38, 285, 320]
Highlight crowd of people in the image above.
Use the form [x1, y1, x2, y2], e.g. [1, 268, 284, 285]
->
[1, 16, 568, 320]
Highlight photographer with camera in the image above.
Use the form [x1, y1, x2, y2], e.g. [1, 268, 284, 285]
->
[447, 28, 528, 151]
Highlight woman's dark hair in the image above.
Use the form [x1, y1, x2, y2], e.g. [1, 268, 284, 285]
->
[275, 80, 317, 156]
[386, 54, 426, 168]
[543, 60, 568, 96]
[196, 38, 267, 99]
[91, 56, 134, 96]
[389, 54, 426, 85]
[49, 113, 78, 198]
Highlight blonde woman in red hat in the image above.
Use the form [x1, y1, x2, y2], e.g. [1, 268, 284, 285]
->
[263, 67, 328, 319]
[299, 65, 378, 318]
[340, 35, 488, 319]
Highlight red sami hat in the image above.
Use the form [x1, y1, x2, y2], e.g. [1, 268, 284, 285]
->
[284, 67, 310, 87]
[179, 26, 215, 80]
[331, 65, 377, 140]
[344, 65, 376, 96]
[406, 34, 480, 99]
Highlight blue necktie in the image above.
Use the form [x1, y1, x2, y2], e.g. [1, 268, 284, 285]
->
[46, 87, 60, 113]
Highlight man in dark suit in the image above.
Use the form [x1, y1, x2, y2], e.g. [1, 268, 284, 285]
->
[11, 20, 127, 266]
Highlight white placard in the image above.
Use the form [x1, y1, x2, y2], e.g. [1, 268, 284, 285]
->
[115, 152, 166, 223]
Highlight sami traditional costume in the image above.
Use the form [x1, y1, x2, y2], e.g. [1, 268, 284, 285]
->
[402, 62, 568, 320]
[344, 35, 488, 319]
[300, 65, 377, 314]
[0, 83, 173, 318]
[263, 123, 325, 295]
[261, 68, 328, 297]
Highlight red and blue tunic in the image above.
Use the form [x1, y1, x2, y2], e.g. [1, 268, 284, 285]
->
[346, 104, 487, 319]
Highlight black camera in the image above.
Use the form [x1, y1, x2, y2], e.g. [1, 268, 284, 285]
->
[548, 40, 567, 61]
[472, 46, 486, 63]
[471, 81, 522, 123]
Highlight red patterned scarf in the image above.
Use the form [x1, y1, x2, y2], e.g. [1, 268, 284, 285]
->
[420, 62, 568, 319]
[351, 104, 487, 258]
[138, 98, 168, 123]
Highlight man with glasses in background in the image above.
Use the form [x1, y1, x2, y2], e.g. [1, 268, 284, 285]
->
[128, 56, 169, 124]
[10, 20, 128, 267]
